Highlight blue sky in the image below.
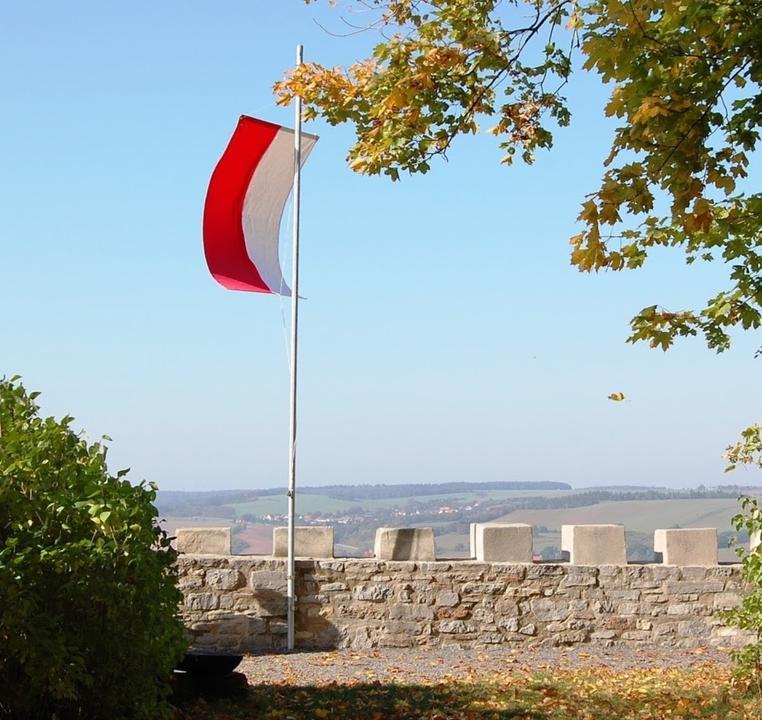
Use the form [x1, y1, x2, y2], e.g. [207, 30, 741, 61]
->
[1, 2, 759, 492]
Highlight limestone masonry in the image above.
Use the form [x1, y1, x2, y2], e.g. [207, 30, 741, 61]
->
[176, 527, 231, 555]
[178, 556, 753, 653]
[272, 526, 334, 559]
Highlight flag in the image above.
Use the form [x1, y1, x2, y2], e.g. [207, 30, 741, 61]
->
[203, 115, 318, 295]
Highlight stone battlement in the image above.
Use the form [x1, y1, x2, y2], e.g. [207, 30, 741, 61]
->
[178, 555, 753, 654]
[176, 524, 755, 565]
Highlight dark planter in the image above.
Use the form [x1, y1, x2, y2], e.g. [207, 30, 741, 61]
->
[176, 652, 243, 677]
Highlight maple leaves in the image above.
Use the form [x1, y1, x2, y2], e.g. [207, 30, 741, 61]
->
[570, 0, 761, 352]
[725, 425, 762, 473]
[180, 662, 762, 719]
[275, 1, 577, 180]
[277, 0, 761, 357]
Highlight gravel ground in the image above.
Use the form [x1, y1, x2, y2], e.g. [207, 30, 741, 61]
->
[239, 645, 732, 686]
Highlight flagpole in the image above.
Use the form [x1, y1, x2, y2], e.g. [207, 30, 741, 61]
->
[286, 43, 303, 652]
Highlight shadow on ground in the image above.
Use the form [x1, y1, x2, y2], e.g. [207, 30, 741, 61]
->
[171, 664, 757, 720]
[173, 679, 543, 719]
[171, 671, 249, 706]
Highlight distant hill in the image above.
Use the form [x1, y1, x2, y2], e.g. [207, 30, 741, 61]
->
[281, 481, 573, 500]
[156, 480, 572, 514]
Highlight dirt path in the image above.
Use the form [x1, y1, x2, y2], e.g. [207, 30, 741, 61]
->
[239, 645, 730, 687]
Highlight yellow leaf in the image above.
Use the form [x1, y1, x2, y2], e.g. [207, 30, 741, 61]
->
[608, 392, 625, 402]
[384, 88, 407, 111]
[579, 200, 598, 223]
[599, 202, 621, 225]
[349, 156, 370, 173]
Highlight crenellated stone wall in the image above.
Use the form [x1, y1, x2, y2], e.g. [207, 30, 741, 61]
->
[178, 556, 754, 653]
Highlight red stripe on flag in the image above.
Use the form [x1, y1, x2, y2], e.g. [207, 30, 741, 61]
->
[203, 116, 281, 292]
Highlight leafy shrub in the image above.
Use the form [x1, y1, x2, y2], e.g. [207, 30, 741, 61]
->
[0, 377, 187, 719]
[724, 496, 762, 691]
[723, 425, 762, 690]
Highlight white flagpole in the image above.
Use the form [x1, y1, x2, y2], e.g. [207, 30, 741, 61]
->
[286, 43, 303, 652]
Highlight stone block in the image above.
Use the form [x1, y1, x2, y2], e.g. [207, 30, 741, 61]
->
[470, 523, 477, 558]
[436, 590, 459, 607]
[590, 629, 617, 640]
[561, 525, 626, 565]
[185, 592, 219, 611]
[206, 568, 244, 590]
[250, 569, 288, 593]
[473, 523, 533, 563]
[530, 597, 570, 622]
[176, 527, 231, 555]
[751, 530, 761, 553]
[388, 604, 435, 621]
[654, 528, 718, 565]
[374, 527, 436, 561]
[272, 526, 334, 558]
[352, 584, 392, 602]
[713, 592, 742, 610]
[439, 620, 467, 633]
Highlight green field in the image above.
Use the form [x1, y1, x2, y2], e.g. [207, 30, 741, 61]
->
[229, 488, 579, 517]
[231, 495, 356, 516]
[360, 488, 578, 509]
[172, 485, 686, 521]
[495, 497, 743, 533]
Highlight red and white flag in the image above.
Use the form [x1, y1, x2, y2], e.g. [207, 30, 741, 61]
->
[203, 116, 318, 295]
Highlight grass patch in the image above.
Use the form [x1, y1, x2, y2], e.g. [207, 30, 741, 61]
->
[177, 666, 762, 719]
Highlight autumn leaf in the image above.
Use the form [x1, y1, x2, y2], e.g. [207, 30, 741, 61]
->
[180, 660, 762, 719]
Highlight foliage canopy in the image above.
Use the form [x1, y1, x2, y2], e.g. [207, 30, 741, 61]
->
[276, 0, 762, 354]
[0, 377, 186, 720]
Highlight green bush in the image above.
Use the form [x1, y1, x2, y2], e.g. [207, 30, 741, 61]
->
[724, 495, 762, 692]
[723, 426, 762, 690]
[0, 377, 187, 719]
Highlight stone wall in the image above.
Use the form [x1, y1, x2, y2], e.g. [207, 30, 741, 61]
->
[179, 556, 753, 653]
